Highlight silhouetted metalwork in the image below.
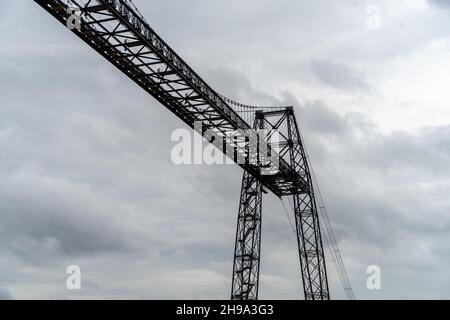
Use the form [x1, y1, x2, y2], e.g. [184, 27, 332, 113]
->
[230, 108, 329, 300]
[231, 171, 263, 300]
[283, 108, 330, 300]
[33, 0, 330, 300]
[231, 116, 264, 300]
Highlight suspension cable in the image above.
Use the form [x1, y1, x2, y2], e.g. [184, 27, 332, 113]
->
[298, 127, 356, 300]
[217, 90, 356, 299]
[280, 198, 298, 240]
[217, 93, 291, 110]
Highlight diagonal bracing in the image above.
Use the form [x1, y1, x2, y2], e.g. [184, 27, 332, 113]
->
[33, 0, 336, 300]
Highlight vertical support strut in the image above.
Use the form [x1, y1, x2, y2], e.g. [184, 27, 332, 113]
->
[286, 111, 330, 300]
[231, 115, 264, 300]
[231, 172, 263, 300]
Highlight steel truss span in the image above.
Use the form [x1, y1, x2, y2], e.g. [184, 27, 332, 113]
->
[34, 0, 331, 300]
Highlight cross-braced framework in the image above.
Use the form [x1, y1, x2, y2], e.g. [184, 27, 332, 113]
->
[285, 110, 330, 300]
[33, 0, 331, 300]
[231, 171, 263, 300]
[231, 108, 329, 300]
[33, 0, 305, 197]
[231, 115, 264, 300]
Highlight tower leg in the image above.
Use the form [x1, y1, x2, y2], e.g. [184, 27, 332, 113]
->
[231, 171, 263, 300]
[287, 111, 330, 300]
[291, 192, 329, 300]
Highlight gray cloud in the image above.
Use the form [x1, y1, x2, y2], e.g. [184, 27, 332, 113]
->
[1, 0, 450, 300]
[429, 0, 450, 8]
[309, 60, 370, 92]
[0, 288, 12, 300]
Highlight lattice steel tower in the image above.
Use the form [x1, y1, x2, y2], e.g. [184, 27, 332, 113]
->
[231, 109, 329, 300]
[33, 0, 330, 300]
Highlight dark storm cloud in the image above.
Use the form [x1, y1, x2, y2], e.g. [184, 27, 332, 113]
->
[0, 288, 12, 300]
[355, 126, 450, 175]
[429, 0, 450, 8]
[0, 174, 134, 259]
[298, 100, 350, 135]
[309, 60, 370, 92]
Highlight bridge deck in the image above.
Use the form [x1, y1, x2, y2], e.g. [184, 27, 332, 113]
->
[34, 0, 309, 197]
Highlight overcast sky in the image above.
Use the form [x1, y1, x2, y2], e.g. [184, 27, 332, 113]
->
[1, 0, 450, 299]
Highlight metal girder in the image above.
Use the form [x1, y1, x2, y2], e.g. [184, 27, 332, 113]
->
[33, 0, 330, 300]
[32, 0, 311, 198]
[231, 171, 263, 300]
[231, 117, 264, 300]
